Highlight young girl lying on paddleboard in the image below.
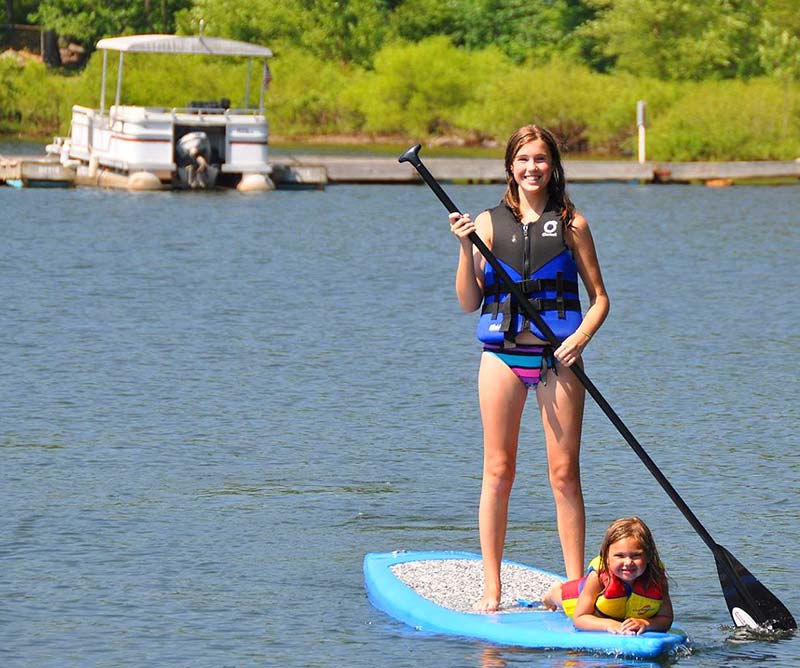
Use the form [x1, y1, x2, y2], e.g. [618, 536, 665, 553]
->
[543, 517, 674, 635]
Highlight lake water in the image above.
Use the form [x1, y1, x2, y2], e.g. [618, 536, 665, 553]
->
[1, 174, 798, 668]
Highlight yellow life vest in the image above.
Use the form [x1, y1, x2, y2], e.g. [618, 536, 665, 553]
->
[561, 556, 664, 621]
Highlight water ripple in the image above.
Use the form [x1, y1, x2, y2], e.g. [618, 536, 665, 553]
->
[1, 183, 797, 668]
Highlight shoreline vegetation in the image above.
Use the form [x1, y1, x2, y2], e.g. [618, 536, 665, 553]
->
[2, 56, 798, 164]
[1, 1, 798, 162]
[1, 48, 798, 163]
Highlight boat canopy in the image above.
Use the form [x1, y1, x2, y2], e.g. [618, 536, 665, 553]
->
[96, 34, 273, 58]
[96, 34, 273, 115]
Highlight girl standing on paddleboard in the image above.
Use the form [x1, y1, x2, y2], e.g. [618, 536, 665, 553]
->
[449, 124, 609, 612]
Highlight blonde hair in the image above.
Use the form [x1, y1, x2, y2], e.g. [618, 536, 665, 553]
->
[598, 517, 667, 589]
[502, 124, 575, 226]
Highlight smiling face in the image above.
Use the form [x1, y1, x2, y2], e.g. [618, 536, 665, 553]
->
[510, 139, 553, 198]
[606, 536, 648, 584]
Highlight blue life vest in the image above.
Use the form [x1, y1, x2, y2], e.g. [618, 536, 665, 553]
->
[477, 202, 582, 345]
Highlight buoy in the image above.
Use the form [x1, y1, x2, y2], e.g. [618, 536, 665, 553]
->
[128, 171, 164, 191]
[237, 173, 275, 192]
[705, 178, 734, 188]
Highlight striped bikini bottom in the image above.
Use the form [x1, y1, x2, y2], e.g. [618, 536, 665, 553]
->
[483, 343, 556, 389]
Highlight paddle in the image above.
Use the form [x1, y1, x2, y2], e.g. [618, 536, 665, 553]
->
[399, 143, 797, 632]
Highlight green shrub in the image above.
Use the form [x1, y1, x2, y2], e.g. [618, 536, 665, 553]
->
[0, 55, 24, 132]
[3, 56, 78, 136]
[648, 78, 800, 160]
[458, 59, 657, 154]
[344, 36, 505, 137]
[267, 48, 363, 135]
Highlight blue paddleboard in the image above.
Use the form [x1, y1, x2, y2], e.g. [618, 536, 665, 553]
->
[364, 550, 688, 659]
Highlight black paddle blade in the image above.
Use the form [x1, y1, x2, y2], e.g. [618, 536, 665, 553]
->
[714, 543, 796, 631]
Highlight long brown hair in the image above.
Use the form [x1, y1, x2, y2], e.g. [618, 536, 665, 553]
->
[598, 517, 667, 589]
[502, 124, 575, 226]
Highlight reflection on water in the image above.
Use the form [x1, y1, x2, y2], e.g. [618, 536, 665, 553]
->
[472, 645, 677, 668]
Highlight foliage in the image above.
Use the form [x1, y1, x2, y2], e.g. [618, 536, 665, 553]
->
[581, 0, 764, 80]
[761, 0, 800, 36]
[17, 57, 75, 129]
[646, 79, 800, 160]
[70, 51, 264, 112]
[0, 55, 24, 132]
[386, 0, 599, 65]
[30, 0, 192, 48]
[758, 20, 800, 82]
[0, 53, 77, 134]
[14, 0, 800, 83]
[267, 47, 364, 134]
[4, 0, 38, 24]
[379, 0, 797, 81]
[2, 0, 800, 160]
[341, 36, 513, 137]
[458, 59, 608, 150]
[176, 0, 389, 67]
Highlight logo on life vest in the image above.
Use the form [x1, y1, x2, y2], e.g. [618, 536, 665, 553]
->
[542, 220, 558, 237]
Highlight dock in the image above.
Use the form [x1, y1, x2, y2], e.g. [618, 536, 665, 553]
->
[0, 155, 75, 188]
[2, 153, 799, 189]
[275, 155, 800, 185]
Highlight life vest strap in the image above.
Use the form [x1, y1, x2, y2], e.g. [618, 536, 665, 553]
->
[481, 296, 582, 324]
[484, 277, 579, 297]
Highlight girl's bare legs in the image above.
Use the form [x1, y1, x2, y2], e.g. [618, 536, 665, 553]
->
[537, 364, 586, 580]
[474, 352, 528, 612]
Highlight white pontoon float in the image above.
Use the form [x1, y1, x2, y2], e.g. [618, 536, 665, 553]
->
[50, 34, 274, 191]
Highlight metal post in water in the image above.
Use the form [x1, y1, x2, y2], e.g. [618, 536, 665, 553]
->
[637, 100, 647, 164]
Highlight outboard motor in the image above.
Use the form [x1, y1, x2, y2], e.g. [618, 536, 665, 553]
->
[176, 131, 219, 189]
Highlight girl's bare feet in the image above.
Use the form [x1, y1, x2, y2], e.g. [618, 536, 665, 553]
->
[542, 582, 562, 611]
[473, 591, 501, 613]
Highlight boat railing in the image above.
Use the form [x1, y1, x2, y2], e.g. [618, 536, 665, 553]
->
[75, 104, 265, 129]
[170, 106, 267, 119]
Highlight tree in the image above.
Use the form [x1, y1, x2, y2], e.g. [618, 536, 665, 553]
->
[759, 21, 800, 81]
[4, 0, 37, 25]
[759, 0, 800, 81]
[582, 0, 766, 80]
[177, 0, 389, 67]
[387, 0, 600, 65]
[31, 0, 192, 50]
[762, 0, 800, 35]
[0, 56, 22, 129]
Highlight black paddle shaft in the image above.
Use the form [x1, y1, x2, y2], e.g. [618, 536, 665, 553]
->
[399, 144, 797, 631]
